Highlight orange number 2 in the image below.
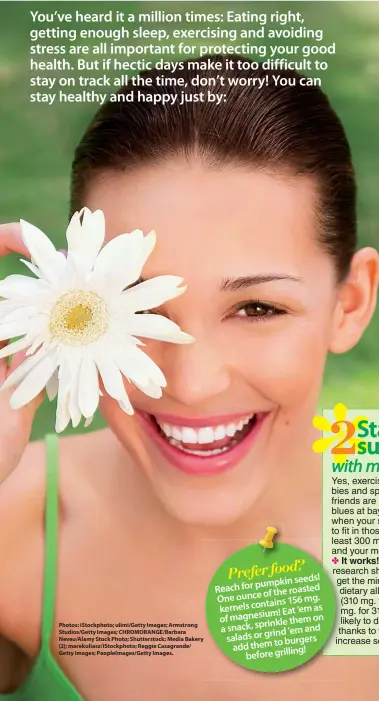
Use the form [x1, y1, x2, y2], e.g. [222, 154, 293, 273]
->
[330, 420, 356, 454]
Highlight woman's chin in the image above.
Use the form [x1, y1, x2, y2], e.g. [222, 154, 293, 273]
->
[147, 456, 268, 528]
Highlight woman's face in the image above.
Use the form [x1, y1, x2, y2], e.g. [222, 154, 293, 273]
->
[85, 159, 339, 526]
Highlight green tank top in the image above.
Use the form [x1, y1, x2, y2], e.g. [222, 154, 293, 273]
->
[0, 434, 85, 701]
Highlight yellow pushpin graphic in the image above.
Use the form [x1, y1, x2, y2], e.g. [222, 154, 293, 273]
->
[259, 527, 278, 551]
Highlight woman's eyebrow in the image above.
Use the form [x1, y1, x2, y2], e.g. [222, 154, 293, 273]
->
[220, 274, 304, 291]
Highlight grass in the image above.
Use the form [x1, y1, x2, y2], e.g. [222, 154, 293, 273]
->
[0, 1, 378, 439]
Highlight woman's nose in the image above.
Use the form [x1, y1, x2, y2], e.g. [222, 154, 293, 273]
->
[160, 335, 231, 407]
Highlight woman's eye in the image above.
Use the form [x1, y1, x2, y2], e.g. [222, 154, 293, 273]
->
[233, 302, 286, 320]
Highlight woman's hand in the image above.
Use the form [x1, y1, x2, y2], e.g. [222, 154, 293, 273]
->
[0, 223, 44, 482]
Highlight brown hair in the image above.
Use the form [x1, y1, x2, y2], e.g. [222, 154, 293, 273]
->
[70, 56, 356, 281]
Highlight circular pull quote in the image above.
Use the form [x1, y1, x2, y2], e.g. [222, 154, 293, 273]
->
[206, 542, 336, 672]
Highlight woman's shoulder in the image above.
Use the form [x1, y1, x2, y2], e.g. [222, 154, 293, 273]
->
[0, 429, 112, 627]
[0, 438, 47, 648]
[0, 438, 47, 567]
[0, 430, 114, 654]
[0, 428, 112, 527]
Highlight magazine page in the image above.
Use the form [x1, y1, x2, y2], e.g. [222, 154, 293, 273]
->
[0, 1, 378, 700]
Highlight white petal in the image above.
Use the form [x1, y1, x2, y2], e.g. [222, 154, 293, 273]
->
[60, 251, 82, 289]
[0, 347, 46, 391]
[133, 379, 163, 399]
[9, 349, 58, 410]
[114, 344, 166, 389]
[77, 357, 99, 419]
[95, 353, 129, 402]
[125, 314, 194, 344]
[0, 274, 48, 299]
[20, 219, 66, 284]
[52, 349, 81, 429]
[25, 333, 46, 356]
[56, 401, 70, 433]
[0, 320, 32, 342]
[55, 358, 76, 431]
[84, 415, 94, 427]
[64, 353, 82, 428]
[0, 333, 38, 360]
[143, 230, 156, 261]
[121, 276, 185, 312]
[119, 397, 134, 415]
[91, 230, 154, 292]
[56, 386, 71, 433]
[0, 306, 39, 324]
[69, 393, 82, 428]
[20, 259, 44, 279]
[0, 300, 20, 319]
[66, 208, 105, 276]
[46, 369, 59, 401]
[65, 211, 81, 247]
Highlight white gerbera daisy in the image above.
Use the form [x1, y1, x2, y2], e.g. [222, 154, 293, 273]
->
[0, 208, 194, 433]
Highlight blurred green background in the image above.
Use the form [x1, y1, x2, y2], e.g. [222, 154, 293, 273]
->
[0, 1, 378, 439]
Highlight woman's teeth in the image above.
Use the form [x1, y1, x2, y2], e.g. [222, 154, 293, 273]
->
[157, 416, 252, 443]
[153, 415, 255, 456]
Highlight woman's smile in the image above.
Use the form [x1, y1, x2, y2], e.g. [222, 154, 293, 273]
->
[136, 410, 268, 475]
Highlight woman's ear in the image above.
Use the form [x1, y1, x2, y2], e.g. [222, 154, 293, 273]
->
[329, 247, 379, 354]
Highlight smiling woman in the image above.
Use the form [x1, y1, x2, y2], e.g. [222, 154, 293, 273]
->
[0, 55, 378, 701]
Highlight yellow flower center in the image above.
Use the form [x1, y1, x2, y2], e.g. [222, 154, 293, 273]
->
[50, 290, 108, 346]
[65, 304, 92, 331]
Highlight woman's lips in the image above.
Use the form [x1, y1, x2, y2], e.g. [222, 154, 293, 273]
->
[136, 411, 267, 476]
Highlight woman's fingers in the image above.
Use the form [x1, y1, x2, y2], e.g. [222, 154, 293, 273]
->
[7, 346, 29, 375]
[0, 224, 41, 481]
[0, 223, 45, 415]
[0, 342, 8, 384]
[0, 343, 44, 473]
[0, 223, 29, 257]
[0, 222, 29, 394]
